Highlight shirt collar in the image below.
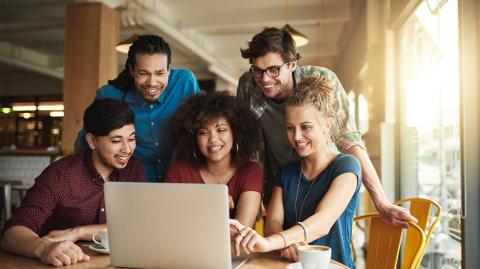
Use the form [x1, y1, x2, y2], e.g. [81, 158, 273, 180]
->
[128, 89, 161, 108]
[84, 150, 120, 183]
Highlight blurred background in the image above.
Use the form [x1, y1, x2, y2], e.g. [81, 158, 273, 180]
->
[0, 0, 479, 268]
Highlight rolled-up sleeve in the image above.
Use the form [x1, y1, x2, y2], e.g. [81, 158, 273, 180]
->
[1, 167, 58, 236]
[327, 70, 365, 152]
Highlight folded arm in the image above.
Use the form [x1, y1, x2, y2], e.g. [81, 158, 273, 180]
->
[1, 226, 90, 267]
[44, 224, 107, 242]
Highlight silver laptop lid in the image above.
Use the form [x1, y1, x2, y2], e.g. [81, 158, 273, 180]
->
[104, 182, 232, 269]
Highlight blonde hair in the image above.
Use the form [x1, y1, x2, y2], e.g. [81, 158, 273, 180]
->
[286, 73, 338, 118]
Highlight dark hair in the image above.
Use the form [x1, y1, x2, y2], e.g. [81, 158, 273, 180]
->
[84, 98, 134, 136]
[108, 35, 172, 91]
[171, 91, 262, 165]
[240, 27, 301, 64]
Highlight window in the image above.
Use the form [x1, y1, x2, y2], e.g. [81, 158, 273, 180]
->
[398, 0, 461, 268]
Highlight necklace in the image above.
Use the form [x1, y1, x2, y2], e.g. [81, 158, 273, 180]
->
[294, 166, 319, 222]
[200, 166, 236, 184]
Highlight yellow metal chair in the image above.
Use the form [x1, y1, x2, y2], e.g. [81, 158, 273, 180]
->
[394, 197, 442, 269]
[254, 216, 265, 236]
[253, 202, 267, 236]
[354, 213, 426, 269]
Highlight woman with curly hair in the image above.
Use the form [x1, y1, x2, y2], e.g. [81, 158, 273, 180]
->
[164, 91, 263, 228]
[230, 74, 361, 268]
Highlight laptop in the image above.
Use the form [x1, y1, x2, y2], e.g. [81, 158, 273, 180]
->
[104, 182, 249, 269]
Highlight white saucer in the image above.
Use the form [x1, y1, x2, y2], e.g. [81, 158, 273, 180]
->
[88, 244, 109, 254]
[286, 262, 343, 269]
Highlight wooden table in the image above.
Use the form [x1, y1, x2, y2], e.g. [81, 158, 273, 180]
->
[0, 245, 349, 268]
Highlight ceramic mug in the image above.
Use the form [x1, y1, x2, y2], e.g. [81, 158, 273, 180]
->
[92, 229, 109, 250]
[297, 245, 331, 269]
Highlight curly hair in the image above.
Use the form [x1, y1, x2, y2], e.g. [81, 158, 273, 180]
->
[286, 73, 338, 119]
[171, 91, 262, 165]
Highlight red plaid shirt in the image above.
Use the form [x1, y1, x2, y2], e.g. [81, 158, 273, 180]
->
[2, 151, 146, 237]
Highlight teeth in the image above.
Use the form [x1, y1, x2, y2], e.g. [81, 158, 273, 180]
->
[263, 85, 274, 88]
[296, 142, 308, 149]
[208, 146, 222, 152]
[117, 156, 129, 161]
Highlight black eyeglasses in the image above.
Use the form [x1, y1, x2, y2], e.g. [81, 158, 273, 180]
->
[249, 62, 288, 79]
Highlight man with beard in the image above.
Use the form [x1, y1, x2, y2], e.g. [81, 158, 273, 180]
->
[1, 99, 146, 267]
[237, 27, 416, 228]
[75, 35, 200, 182]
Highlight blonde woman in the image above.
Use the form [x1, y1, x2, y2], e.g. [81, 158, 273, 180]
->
[230, 74, 361, 268]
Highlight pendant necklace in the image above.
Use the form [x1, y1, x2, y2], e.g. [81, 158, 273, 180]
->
[294, 166, 319, 222]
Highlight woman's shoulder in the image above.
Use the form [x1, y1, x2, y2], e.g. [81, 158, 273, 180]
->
[280, 160, 301, 172]
[236, 161, 263, 177]
[329, 153, 361, 178]
[234, 161, 263, 192]
[332, 153, 360, 167]
[164, 159, 201, 183]
[274, 161, 301, 180]
[240, 160, 262, 170]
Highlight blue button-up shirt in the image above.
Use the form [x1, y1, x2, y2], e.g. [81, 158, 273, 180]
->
[74, 69, 200, 181]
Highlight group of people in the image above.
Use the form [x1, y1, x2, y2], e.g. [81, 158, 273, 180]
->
[0, 28, 416, 267]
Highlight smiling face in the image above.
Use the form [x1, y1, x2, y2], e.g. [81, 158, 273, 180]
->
[285, 104, 330, 158]
[251, 52, 297, 102]
[129, 53, 170, 102]
[196, 116, 234, 165]
[87, 124, 136, 179]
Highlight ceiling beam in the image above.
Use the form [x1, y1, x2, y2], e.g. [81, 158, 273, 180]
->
[0, 0, 71, 8]
[134, 8, 238, 86]
[178, 3, 350, 32]
[91, 0, 237, 85]
[0, 42, 63, 79]
[0, 19, 64, 32]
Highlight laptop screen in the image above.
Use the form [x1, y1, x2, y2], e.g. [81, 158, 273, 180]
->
[104, 182, 238, 269]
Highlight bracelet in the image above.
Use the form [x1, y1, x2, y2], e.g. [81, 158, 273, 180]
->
[296, 221, 310, 242]
[277, 232, 288, 248]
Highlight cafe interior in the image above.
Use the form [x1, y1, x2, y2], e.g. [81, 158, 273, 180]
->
[0, 0, 479, 268]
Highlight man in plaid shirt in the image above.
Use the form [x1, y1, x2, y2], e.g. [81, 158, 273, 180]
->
[237, 27, 416, 228]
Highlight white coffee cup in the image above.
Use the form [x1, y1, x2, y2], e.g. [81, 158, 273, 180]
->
[297, 245, 331, 269]
[92, 229, 109, 250]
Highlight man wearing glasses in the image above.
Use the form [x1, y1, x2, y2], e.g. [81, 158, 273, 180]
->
[237, 27, 416, 228]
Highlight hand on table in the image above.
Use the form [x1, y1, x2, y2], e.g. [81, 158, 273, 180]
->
[36, 239, 90, 267]
[279, 242, 306, 262]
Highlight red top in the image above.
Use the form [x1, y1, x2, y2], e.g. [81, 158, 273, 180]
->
[2, 151, 146, 237]
[164, 159, 263, 217]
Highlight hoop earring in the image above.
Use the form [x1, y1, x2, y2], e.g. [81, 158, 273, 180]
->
[236, 143, 239, 153]
[193, 152, 198, 160]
